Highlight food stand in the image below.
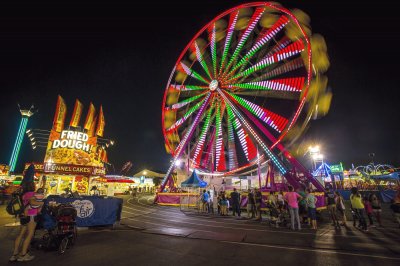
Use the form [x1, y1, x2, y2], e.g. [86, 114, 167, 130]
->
[28, 96, 109, 195]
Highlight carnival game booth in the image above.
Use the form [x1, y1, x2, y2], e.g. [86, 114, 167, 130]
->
[156, 170, 206, 207]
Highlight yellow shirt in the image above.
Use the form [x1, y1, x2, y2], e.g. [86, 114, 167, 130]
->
[350, 194, 364, 209]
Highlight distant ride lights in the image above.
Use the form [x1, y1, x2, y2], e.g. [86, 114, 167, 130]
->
[8, 105, 36, 173]
[160, 2, 331, 192]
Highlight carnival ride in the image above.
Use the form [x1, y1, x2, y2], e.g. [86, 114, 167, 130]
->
[160, 2, 331, 193]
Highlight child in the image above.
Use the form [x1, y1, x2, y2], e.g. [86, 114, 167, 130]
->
[370, 194, 382, 227]
[305, 189, 317, 230]
[29, 188, 45, 212]
[363, 196, 374, 228]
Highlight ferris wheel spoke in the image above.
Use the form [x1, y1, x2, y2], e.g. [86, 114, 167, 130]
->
[192, 100, 215, 168]
[223, 7, 266, 75]
[179, 62, 210, 84]
[226, 109, 239, 171]
[193, 41, 213, 80]
[226, 15, 289, 77]
[229, 39, 305, 81]
[215, 101, 227, 171]
[219, 10, 240, 75]
[265, 36, 292, 57]
[170, 84, 208, 92]
[250, 57, 304, 83]
[201, 126, 216, 170]
[166, 92, 208, 110]
[228, 77, 305, 94]
[226, 92, 289, 133]
[208, 24, 218, 78]
[226, 104, 257, 162]
[166, 97, 207, 132]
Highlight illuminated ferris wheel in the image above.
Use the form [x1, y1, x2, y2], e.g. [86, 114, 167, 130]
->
[161, 2, 329, 190]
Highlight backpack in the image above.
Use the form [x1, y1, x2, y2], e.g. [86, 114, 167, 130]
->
[6, 192, 25, 216]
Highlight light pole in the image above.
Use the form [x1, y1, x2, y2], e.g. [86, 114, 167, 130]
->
[369, 153, 376, 174]
[307, 146, 320, 171]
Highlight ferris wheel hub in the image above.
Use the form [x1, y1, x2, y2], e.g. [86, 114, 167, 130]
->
[209, 80, 219, 91]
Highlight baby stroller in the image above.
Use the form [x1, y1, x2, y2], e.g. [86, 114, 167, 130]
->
[40, 203, 78, 254]
[265, 201, 289, 228]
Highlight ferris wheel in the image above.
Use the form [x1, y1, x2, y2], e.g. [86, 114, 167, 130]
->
[161, 2, 328, 190]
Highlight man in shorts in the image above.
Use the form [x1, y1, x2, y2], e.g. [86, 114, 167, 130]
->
[325, 187, 339, 228]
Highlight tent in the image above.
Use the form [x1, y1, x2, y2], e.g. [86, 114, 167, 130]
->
[132, 169, 165, 178]
[181, 170, 207, 188]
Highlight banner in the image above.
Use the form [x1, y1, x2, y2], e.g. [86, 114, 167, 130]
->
[70, 99, 83, 128]
[96, 105, 105, 137]
[87, 116, 97, 137]
[52, 95, 67, 132]
[101, 149, 108, 163]
[84, 103, 96, 130]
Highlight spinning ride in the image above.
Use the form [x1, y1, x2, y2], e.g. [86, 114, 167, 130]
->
[161, 2, 328, 192]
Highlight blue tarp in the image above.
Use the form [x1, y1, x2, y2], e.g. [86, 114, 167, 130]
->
[369, 172, 399, 180]
[45, 196, 123, 227]
[181, 170, 207, 188]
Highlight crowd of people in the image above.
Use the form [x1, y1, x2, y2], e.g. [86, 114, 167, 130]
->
[197, 185, 400, 231]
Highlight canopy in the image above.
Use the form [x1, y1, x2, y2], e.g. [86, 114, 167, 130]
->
[181, 170, 207, 188]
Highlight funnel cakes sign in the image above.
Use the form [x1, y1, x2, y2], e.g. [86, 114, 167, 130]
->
[43, 96, 107, 176]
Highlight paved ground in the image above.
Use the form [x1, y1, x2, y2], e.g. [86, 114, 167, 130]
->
[1, 195, 400, 265]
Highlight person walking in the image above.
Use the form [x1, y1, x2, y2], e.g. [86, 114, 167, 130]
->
[306, 189, 317, 229]
[230, 188, 241, 217]
[350, 187, 368, 231]
[325, 187, 340, 228]
[254, 188, 262, 220]
[370, 193, 382, 227]
[246, 189, 256, 219]
[284, 185, 302, 230]
[335, 191, 347, 226]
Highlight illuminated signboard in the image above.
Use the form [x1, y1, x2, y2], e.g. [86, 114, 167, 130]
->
[52, 130, 91, 152]
[44, 163, 105, 176]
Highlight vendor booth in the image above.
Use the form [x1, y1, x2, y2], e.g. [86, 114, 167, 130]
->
[27, 96, 110, 196]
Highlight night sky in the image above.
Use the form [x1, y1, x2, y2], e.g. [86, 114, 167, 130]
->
[0, 0, 399, 174]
